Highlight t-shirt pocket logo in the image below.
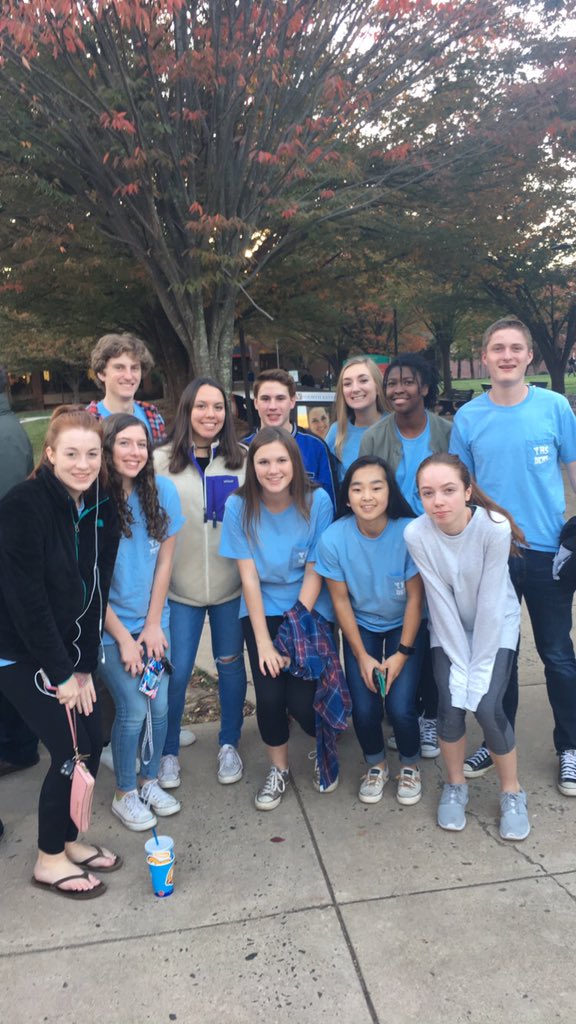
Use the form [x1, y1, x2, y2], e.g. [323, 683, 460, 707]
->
[289, 546, 309, 570]
[387, 573, 406, 599]
[527, 439, 552, 470]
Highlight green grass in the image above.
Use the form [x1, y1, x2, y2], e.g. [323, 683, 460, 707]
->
[17, 412, 50, 462]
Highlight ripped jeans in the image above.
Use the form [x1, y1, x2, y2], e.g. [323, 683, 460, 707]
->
[163, 597, 248, 755]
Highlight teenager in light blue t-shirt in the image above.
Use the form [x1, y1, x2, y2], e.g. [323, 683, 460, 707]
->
[100, 414, 184, 833]
[326, 357, 387, 482]
[220, 427, 333, 812]
[315, 455, 426, 809]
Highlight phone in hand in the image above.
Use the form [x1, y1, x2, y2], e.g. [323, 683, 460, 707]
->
[372, 667, 387, 697]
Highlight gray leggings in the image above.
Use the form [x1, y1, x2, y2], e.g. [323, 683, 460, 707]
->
[431, 647, 516, 755]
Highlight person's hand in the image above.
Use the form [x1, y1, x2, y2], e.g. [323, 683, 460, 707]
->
[358, 651, 384, 692]
[382, 651, 408, 692]
[57, 674, 95, 714]
[258, 641, 290, 678]
[137, 624, 168, 662]
[119, 635, 145, 677]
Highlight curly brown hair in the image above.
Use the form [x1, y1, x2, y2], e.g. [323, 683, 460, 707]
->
[102, 414, 168, 542]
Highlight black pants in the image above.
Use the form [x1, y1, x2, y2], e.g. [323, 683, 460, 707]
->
[242, 616, 316, 747]
[0, 690, 38, 765]
[0, 662, 102, 854]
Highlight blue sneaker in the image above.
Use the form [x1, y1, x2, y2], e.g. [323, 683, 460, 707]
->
[437, 782, 469, 831]
[499, 790, 530, 841]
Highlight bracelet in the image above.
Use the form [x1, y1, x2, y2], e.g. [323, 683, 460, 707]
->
[398, 643, 416, 657]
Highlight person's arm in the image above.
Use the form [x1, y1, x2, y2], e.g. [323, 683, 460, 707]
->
[298, 562, 323, 611]
[238, 558, 289, 678]
[382, 573, 424, 691]
[104, 605, 145, 677]
[326, 578, 382, 692]
[564, 461, 576, 494]
[137, 533, 178, 659]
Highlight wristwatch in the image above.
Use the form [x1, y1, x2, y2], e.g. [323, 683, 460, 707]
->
[398, 643, 416, 657]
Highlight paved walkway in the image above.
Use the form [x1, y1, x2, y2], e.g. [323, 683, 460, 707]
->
[1, 602, 575, 1024]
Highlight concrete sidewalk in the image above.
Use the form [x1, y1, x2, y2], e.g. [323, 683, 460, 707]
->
[1, 612, 576, 1024]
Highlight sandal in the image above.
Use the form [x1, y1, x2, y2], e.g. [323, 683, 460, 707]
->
[32, 871, 107, 900]
[73, 844, 123, 873]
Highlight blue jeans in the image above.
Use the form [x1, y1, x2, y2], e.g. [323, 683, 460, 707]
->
[343, 622, 425, 764]
[163, 597, 247, 756]
[504, 549, 576, 753]
[100, 635, 170, 791]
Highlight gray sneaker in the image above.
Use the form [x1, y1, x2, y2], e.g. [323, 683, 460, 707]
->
[499, 790, 530, 841]
[255, 766, 289, 811]
[217, 744, 243, 785]
[437, 782, 469, 831]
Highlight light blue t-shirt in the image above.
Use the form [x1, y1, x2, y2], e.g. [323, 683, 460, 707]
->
[394, 419, 432, 515]
[96, 400, 151, 436]
[450, 388, 576, 551]
[326, 418, 387, 482]
[315, 516, 419, 632]
[103, 475, 185, 641]
[219, 488, 334, 620]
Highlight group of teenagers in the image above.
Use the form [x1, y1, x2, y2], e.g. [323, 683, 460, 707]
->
[2, 315, 576, 901]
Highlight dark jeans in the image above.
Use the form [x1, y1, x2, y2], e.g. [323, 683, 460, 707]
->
[0, 690, 39, 765]
[0, 662, 102, 854]
[343, 621, 426, 764]
[242, 616, 316, 747]
[497, 549, 576, 753]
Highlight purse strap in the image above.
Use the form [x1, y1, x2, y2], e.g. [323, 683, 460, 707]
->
[65, 705, 81, 761]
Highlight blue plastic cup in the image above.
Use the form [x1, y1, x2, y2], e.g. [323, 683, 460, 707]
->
[145, 835, 174, 897]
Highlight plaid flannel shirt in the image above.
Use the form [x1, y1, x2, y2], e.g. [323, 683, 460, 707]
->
[274, 600, 351, 790]
[86, 400, 166, 444]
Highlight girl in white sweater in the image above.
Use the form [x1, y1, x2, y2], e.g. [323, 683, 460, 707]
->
[404, 453, 530, 840]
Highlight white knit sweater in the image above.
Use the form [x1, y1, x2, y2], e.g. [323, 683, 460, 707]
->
[404, 508, 520, 711]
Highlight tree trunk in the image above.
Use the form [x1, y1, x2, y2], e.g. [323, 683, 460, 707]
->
[548, 361, 565, 395]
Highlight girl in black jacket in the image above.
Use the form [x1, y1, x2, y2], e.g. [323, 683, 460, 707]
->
[0, 407, 120, 898]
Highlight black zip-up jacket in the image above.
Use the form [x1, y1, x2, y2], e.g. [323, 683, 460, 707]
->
[0, 467, 120, 685]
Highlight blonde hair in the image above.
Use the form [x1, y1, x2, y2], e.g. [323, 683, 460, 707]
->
[332, 357, 385, 461]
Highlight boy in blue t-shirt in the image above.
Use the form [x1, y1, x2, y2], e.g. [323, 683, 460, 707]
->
[450, 317, 576, 796]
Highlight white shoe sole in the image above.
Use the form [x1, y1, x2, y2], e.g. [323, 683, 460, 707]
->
[421, 746, 440, 759]
[158, 776, 181, 790]
[313, 776, 339, 794]
[557, 782, 576, 797]
[463, 762, 494, 779]
[438, 817, 466, 831]
[218, 769, 243, 785]
[500, 825, 530, 840]
[396, 788, 422, 806]
[151, 801, 181, 817]
[255, 792, 283, 811]
[111, 803, 157, 832]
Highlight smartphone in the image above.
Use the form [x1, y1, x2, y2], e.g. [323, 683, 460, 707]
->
[138, 657, 165, 699]
[372, 667, 387, 697]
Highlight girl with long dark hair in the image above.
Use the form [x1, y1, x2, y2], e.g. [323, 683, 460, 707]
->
[153, 378, 249, 789]
[100, 414, 184, 831]
[404, 453, 529, 839]
[315, 456, 425, 807]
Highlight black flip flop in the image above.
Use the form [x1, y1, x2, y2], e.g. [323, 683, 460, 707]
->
[31, 871, 107, 900]
[74, 845, 123, 873]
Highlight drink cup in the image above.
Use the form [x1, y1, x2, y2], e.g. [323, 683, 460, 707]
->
[145, 835, 174, 897]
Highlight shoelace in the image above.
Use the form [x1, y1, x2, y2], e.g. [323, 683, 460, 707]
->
[363, 767, 387, 788]
[397, 768, 419, 789]
[420, 718, 437, 744]
[560, 750, 576, 776]
[124, 790, 147, 816]
[261, 766, 287, 797]
[466, 746, 490, 768]
[500, 791, 525, 814]
[219, 746, 239, 771]
[444, 784, 467, 804]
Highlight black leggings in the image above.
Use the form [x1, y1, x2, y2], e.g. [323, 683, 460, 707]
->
[0, 662, 102, 854]
[242, 616, 316, 747]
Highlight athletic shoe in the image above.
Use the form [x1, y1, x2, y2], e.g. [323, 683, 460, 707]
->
[419, 716, 440, 758]
[463, 745, 494, 778]
[437, 782, 469, 831]
[254, 766, 289, 811]
[158, 754, 181, 789]
[499, 789, 530, 840]
[111, 790, 157, 832]
[100, 746, 141, 775]
[558, 749, 576, 796]
[387, 733, 398, 751]
[358, 766, 389, 804]
[180, 728, 197, 747]
[217, 744, 243, 785]
[140, 779, 181, 817]
[396, 765, 422, 805]
[311, 753, 339, 794]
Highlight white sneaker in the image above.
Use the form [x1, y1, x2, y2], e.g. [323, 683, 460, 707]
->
[217, 745, 243, 784]
[111, 789, 157, 831]
[140, 779, 181, 817]
[396, 765, 422, 806]
[255, 766, 289, 811]
[180, 728, 197, 747]
[158, 754, 181, 789]
[358, 766, 389, 804]
[100, 746, 141, 774]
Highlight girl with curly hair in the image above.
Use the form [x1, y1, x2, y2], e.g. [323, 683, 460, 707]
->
[100, 414, 184, 831]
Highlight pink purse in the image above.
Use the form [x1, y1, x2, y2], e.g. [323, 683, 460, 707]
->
[66, 706, 95, 833]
